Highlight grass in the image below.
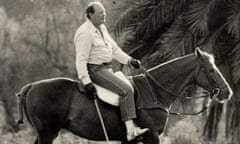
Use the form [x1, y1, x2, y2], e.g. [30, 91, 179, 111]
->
[0, 128, 121, 144]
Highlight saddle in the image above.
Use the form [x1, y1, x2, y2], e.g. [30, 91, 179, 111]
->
[77, 71, 133, 106]
[77, 71, 163, 110]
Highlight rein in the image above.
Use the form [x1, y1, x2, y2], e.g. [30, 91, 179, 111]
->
[139, 66, 210, 100]
[169, 99, 211, 116]
[136, 65, 211, 116]
[139, 66, 179, 98]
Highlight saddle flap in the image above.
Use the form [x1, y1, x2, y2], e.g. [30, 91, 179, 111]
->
[94, 71, 133, 106]
[133, 74, 161, 109]
[77, 72, 133, 106]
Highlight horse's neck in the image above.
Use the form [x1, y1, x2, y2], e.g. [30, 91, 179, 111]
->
[150, 55, 198, 106]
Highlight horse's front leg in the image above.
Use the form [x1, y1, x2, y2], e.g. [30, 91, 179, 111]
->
[141, 131, 159, 144]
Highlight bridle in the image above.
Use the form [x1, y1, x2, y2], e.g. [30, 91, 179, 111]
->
[136, 55, 224, 115]
[195, 56, 228, 100]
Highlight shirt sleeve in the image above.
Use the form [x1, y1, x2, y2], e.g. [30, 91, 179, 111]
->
[75, 31, 92, 85]
[111, 39, 131, 65]
[101, 26, 131, 64]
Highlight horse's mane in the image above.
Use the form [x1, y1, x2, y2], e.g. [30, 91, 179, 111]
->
[200, 50, 215, 64]
[148, 50, 215, 72]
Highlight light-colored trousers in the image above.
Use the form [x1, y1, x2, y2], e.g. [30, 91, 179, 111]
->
[87, 63, 136, 121]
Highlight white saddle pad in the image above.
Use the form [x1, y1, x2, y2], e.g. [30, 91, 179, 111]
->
[93, 71, 133, 106]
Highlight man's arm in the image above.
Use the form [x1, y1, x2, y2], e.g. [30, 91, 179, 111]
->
[107, 30, 141, 68]
[75, 31, 93, 85]
[100, 25, 131, 64]
[111, 39, 131, 65]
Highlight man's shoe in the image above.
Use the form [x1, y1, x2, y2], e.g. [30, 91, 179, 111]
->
[127, 127, 149, 141]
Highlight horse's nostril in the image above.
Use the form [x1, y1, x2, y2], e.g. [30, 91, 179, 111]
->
[212, 88, 220, 96]
[221, 87, 233, 100]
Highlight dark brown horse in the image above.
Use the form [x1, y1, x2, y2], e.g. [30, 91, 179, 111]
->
[16, 48, 232, 144]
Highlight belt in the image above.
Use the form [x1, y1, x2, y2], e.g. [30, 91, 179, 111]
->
[87, 62, 112, 66]
[102, 62, 112, 66]
[87, 62, 112, 71]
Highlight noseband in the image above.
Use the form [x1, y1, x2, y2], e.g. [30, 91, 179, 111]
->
[196, 56, 227, 100]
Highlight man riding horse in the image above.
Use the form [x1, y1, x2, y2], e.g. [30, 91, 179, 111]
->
[16, 48, 233, 144]
[74, 1, 148, 141]
[15, 1, 233, 144]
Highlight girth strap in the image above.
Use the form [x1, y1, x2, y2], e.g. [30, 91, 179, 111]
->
[132, 74, 170, 113]
[137, 103, 169, 113]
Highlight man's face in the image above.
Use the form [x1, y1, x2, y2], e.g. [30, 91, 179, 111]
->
[90, 4, 106, 26]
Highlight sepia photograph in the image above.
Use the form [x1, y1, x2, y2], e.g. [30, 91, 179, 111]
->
[0, 0, 239, 144]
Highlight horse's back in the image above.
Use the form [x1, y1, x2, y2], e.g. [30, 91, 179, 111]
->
[25, 77, 79, 131]
[24, 77, 123, 138]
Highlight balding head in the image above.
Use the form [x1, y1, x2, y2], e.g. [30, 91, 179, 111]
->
[86, 2, 105, 18]
[85, 1, 106, 26]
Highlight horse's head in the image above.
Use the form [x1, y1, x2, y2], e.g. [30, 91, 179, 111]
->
[194, 48, 233, 103]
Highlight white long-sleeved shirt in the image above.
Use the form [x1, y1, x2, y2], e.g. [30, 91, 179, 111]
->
[74, 19, 131, 85]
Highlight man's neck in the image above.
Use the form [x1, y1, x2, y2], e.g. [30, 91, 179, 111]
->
[89, 20, 100, 29]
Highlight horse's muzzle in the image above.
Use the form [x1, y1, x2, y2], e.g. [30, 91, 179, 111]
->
[211, 86, 233, 103]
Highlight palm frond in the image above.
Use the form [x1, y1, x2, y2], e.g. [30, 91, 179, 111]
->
[113, 0, 155, 38]
[114, 0, 191, 40]
[228, 85, 240, 134]
[141, 16, 194, 67]
[117, 27, 150, 59]
[136, 0, 190, 40]
[214, 33, 235, 66]
[226, 0, 240, 39]
[113, 6, 139, 38]
[203, 103, 223, 140]
[158, 16, 194, 55]
[185, 0, 222, 36]
[230, 41, 240, 84]
[198, 23, 226, 53]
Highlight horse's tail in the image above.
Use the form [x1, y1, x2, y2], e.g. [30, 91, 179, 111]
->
[16, 83, 32, 124]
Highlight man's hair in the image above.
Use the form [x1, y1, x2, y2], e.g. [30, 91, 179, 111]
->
[86, 1, 105, 18]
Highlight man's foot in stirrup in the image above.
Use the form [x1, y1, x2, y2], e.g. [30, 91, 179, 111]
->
[125, 120, 149, 141]
[127, 126, 149, 141]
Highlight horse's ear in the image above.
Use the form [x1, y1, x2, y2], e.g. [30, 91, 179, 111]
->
[195, 47, 202, 57]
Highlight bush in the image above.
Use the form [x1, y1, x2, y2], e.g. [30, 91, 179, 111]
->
[166, 117, 204, 144]
[171, 134, 198, 144]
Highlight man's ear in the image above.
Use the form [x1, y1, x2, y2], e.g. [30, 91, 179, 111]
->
[195, 47, 202, 57]
[89, 13, 94, 19]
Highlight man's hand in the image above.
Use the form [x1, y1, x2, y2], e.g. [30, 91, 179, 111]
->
[85, 83, 97, 99]
[129, 59, 141, 69]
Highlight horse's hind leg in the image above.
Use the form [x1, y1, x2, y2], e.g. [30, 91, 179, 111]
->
[37, 131, 58, 144]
